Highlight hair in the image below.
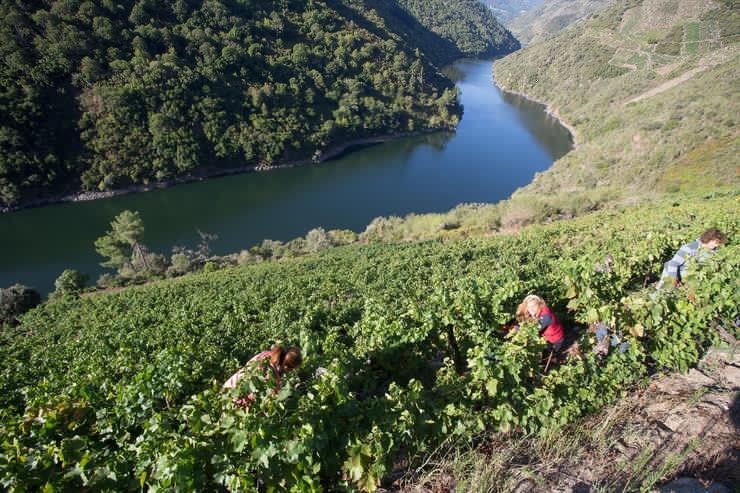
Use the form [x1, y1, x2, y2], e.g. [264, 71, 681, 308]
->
[269, 344, 303, 374]
[516, 295, 546, 322]
[699, 228, 727, 245]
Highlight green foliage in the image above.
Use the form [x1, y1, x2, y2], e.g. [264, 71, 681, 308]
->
[94, 210, 145, 270]
[93, 210, 168, 285]
[0, 0, 519, 207]
[0, 284, 41, 327]
[53, 269, 88, 296]
[0, 194, 736, 490]
[397, 0, 519, 56]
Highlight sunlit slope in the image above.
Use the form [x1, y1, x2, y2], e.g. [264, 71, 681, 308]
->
[483, 0, 544, 24]
[495, 0, 739, 206]
[1, 192, 737, 490]
[508, 0, 614, 45]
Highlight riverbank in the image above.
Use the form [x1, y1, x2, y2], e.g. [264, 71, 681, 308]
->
[494, 83, 579, 149]
[1, 58, 577, 293]
[0, 129, 441, 214]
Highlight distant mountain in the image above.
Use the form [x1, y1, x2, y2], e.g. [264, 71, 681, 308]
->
[508, 0, 614, 45]
[482, 0, 544, 24]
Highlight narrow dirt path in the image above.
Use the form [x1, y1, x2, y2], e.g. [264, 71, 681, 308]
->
[626, 66, 706, 104]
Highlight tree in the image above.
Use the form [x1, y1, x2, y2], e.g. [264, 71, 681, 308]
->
[0, 284, 41, 327]
[94, 210, 149, 271]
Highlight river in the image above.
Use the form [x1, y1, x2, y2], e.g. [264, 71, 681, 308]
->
[0, 59, 572, 294]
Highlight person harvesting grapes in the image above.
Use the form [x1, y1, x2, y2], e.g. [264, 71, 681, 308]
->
[516, 295, 565, 352]
[224, 345, 302, 408]
[657, 228, 727, 288]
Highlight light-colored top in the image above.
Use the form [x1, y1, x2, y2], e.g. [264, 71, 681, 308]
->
[657, 239, 712, 288]
[223, 350, 271, 389]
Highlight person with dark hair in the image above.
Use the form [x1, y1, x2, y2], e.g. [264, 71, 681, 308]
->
[657, 228, 727, 288]
[224, 345, 302, 408]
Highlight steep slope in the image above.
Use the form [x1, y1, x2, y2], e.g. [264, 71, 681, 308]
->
[482, 0, 544, 24]
[401, 347, 740, 491]
[509, 0, 615, 45]
[0, 192, 737, 490]
[397, 0, 520, 56]
[495, 0, 739, 217]
[0, 0, 515, 209]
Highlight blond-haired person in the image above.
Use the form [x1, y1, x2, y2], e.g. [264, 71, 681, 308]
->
[516, 295, 565, 352]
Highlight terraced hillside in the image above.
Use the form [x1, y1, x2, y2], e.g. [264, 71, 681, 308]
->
[495, 0, 739, 218]
[1, 192, 737, 491]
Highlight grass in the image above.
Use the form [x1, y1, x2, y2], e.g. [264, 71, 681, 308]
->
[685, 22, 701, 54]
[493, 0, 739, 217]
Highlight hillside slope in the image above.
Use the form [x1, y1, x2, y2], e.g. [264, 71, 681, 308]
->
[495, 0, 739, 217]
[401, 346, 739, 491]
[483, 0, 544, 24]
[0, 0, 516, 209]
[1, 192, 737, 490]
[508, 0, 614, 45]
[398, 0, 520, 55]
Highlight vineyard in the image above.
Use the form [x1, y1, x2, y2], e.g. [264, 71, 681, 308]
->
[0, 192, 737, 491]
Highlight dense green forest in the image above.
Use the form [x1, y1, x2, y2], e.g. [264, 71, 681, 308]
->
[397, 0, 519, 56]
[0, 0, 516, 208]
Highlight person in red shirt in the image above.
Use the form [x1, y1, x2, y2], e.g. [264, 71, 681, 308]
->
[516, 295, 565, 352]
[224, 345, 302, 408]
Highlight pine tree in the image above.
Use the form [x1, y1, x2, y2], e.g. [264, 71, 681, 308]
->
[94, 210, 148, 271]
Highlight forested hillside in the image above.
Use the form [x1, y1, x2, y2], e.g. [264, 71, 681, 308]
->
[1, 192, 736, 490]
[508, 0, 614, 45]
[0, 0, 517, 209]
[495, 0, 739, 217]
[397, 0, 519, 55]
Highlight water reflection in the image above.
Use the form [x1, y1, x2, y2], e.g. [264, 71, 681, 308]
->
[499, 90, 573, 160]
[0, 60, 573, 293]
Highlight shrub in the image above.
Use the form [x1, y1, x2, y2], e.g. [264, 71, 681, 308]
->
[251, 239, 285, 260]
[328, 229, 358, 246]
[237, 250, 259, 265]
[361, 216, 404, 242]
[53, 269, 89, 295]
[202, 261, 221, 273]
[96, 273, 122, 289]
[0, 284, 41, 326]
[305, 228, 332, 253]
[167, 253, 192, 277]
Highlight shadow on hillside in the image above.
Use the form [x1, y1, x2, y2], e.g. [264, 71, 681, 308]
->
[324, 0, 461, 68]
